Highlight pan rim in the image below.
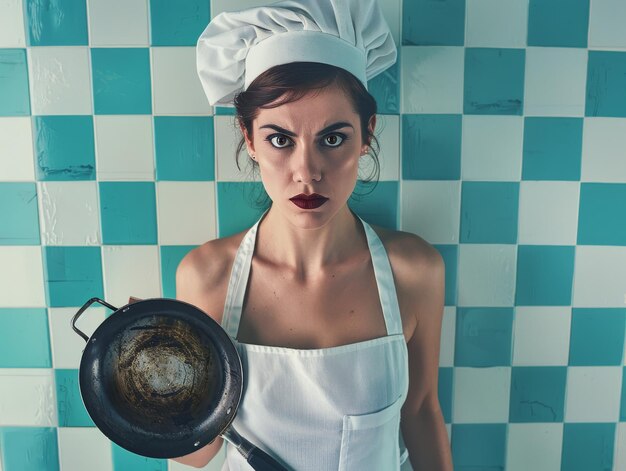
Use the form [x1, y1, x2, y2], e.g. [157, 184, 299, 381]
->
[77, 297, 243, 459]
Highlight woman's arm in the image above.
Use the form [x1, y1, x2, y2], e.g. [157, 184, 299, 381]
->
[399, 244, 453, 471]
[169, 247, 227, 468]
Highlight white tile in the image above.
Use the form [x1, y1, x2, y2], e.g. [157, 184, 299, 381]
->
[0, 369, 56, 426]
[0, 0, 25, 47]
[87, 0, 149, 46]
[156, 182, 217, 245]
[581, 118, 626, 182]
[401, 180, 461, 244]
[573, 246, 626, 308]
[401, 46, 464, 114]
[457, 244, 517, 307]
[38, 182, 101, 246]
[95, 115, 154, 181]
[517, 181, 579, 245]
[27, 47, 92, 115]
[461, 115, 523, 181]
[152, 47, 213, 115]
[524, 47, 587, 117]
[512, 307, 571, 366]
[615, 422, 626, 471]
[214, 115, 255, 182]
[0, 117, 34, 181]
[48, 307, 107, 369]
[0, 246, 46, 307]
[589, 0, 626, 48]
[101, 245, 161, 308]
[453, 367, 511, 423]
[465, 0, 528, 48]
[57, 427, 113, 471]
[363, 114, 399, 181]
[506, 423, 563, 471]
[439, 306, 456, 367]
[565, 366, 622, 422]
[168, 442, 226, 471]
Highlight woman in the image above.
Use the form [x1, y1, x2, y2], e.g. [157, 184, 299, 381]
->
[173, 1, 452, 469]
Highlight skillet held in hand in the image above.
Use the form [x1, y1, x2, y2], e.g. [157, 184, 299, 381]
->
[71, 296, 288, 471]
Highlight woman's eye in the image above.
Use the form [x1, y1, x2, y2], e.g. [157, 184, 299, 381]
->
[268, 134, 292, 148]
[323, 134, 345, 147]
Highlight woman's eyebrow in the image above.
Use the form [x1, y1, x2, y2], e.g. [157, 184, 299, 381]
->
[258, 122, 354, 137]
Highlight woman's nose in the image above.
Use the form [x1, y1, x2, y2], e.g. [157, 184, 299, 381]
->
[292, 145, 322, 182]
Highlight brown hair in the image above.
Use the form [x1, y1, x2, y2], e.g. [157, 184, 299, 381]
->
[232, 62, 381, 208]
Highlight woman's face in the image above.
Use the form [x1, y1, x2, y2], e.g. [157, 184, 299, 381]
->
[242, 84, 374, 226]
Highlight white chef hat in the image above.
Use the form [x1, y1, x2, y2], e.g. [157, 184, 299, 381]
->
[196, 0, 397, 107]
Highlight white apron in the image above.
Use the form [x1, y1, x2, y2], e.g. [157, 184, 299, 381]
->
[220, 209, 410, 470]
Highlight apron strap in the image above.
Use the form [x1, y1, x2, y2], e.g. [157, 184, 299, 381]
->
[221, 209, 268, 339]
[357, 215, 404, 337]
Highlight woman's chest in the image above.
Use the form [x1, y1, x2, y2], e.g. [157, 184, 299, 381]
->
[234, 258, 413, 350]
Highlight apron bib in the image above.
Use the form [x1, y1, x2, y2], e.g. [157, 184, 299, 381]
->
[220, 209, 410, 470]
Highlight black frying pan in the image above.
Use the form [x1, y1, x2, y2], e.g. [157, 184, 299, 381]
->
[71, 296, 288, 471]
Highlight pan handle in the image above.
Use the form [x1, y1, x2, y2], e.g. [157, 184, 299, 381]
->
[71, 297, 119, 342]
[222, 427, 289, 471]
[247, 447, 290, 471]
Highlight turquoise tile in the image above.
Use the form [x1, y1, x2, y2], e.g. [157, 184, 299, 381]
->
[464, 48, 525, 116]
[215, 106, 235, 116]
[0, 427, 59, 471]
[561, 423, 615, 471]
[0, 183, 40, 245]
[522, 117, 583, 181]
[569, 308, 626, 366]
[433, 244, 457, 306]
[54, 369, 94, 427]
[621, 367, 626, 421]
[528, 0, 590, 48]
[111, 442, 167, 471]
[43, 246, 104, 308]
[509, 366, 566, 423]
[24, 0, 88, 46]
[32, 115, 95, 181]
[577, 183, 626, 246]
[99, 182, 157, 244]
[349, 180, 399, 229]
[154, 117, 215, 181]
[160, 245, 197, 299]
[586, 51, 626, 118]
[402, 0, 465, 46]
[0, 308, 51, 368]
[91, 48, 152, 114]
[438, 367, 453, 424]
[0, 49, 30, 116]
[454, 307, 514, 367]
[402, 114, 461, 180]
[515, 245, 575, 306]
[367, 48, 399, 115]
[217, 182, 269, 237]
[451, 424, 507, 471]
[149, 0, 210, 46]
[460, 181, 519, 244]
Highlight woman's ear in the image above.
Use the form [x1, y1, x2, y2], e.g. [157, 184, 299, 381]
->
[368, 114, 377, 140]
[239, 121, 256, 156]
[365, 114, 377, 147]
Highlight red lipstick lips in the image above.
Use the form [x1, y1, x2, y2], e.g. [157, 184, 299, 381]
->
[290, 193, 328, 210]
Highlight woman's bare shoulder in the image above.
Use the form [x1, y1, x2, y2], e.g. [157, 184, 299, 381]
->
[176, 230, 248, 322]
[369, 223, 443, 282]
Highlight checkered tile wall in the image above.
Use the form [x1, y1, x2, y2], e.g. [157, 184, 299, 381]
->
[1, 0, 626, 470]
